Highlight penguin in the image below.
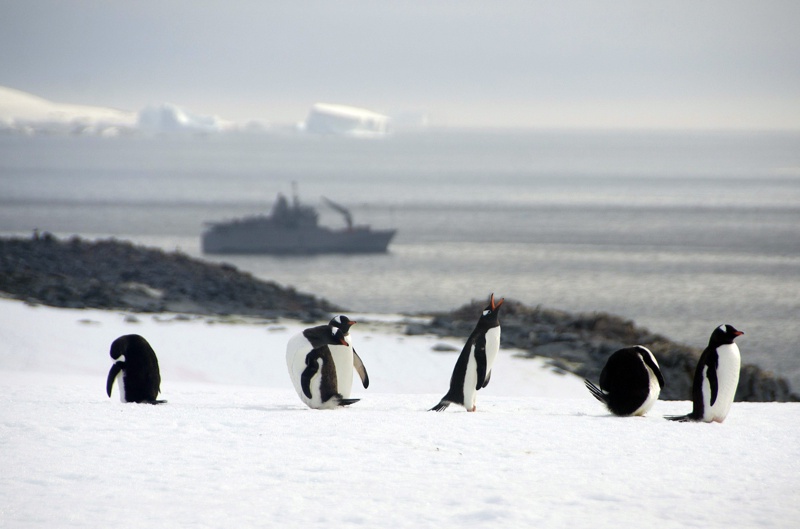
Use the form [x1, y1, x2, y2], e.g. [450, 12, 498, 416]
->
[584, 346, 665, 416]
[430, 294, 504, 412]
[286, 315, 369, 409]
[106, 334, 165, 404]
[666, 324, 743, 423]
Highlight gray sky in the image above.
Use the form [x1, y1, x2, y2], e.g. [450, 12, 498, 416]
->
[2, 0, 799, 129]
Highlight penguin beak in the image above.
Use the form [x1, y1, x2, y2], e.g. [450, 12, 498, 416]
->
[340, 338, 350, 346]
[734, 330, 744, 337]
[490, 294, 504, 310]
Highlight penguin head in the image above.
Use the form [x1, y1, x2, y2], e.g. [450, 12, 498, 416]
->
[109, 334, 154, 362]
[477, 293, 504, 327]
[110, 334, 133, 360]
[711, 324, 744, 345]
[329, 315, 357, 331]
[329, 315, 357, 345]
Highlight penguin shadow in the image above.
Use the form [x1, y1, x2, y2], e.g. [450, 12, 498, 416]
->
[235, 403, 307, 413]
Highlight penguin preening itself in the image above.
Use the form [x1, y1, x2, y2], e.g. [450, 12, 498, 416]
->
[666, 324, 743, 423]
[584, 346, 665, 416]
[106, 334, 165, 404]
[430, 294, 504, 412]
[286, 315, 370, 409]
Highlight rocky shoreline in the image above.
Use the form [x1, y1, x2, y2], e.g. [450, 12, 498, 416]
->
[2, 233, 797, 402]
[415, 299, 798, 402]
[0, 233, 337, 321]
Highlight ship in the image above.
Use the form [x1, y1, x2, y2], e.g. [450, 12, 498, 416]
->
[201, 191, 396, 255]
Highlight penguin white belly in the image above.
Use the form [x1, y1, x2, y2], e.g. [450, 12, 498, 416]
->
[705, 343, 741, 422]
[328, 343, 354, 399]
[463, 346, 479, 410]
[484, 327, 501, 374]
[116, 370, 127, 403]
[286, 334, 313, 401]
[633, 366, 661, 416]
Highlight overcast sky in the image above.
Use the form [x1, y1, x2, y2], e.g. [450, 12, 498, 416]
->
[2, 1, 799, 129]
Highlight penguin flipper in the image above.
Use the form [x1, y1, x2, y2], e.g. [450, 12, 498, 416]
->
[429, 399, 451, 412]
[482, 370, 492, 389]
[106, 362, 124, 397]
[584, 379, 607, 404]
[300, 358, 320, 399]
[707, 363, 719, 407]
[353, 349, 370, 389]
[641, 352, 666, 389]
[475, 341, 487, 391]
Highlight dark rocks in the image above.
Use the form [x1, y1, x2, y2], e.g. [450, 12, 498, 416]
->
[0, 234, 338, 320]
[416, 298, 799, 403]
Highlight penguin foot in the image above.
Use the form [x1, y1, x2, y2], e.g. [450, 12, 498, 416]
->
[429, 400, 451, 412]
[468, 406, 476, 412]
[664, 414, 697, 422]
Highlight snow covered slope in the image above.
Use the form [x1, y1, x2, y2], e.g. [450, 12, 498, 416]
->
[0, 86, 136, 136]
[0, 86, 234, 135]
[1, 299, 798, 528]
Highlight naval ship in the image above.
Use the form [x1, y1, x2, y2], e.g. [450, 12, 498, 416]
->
[201, 191, 396, 255]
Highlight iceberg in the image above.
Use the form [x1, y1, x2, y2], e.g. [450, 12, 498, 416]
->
[137, 103, 235, 134]
[303, 102, 390, 137]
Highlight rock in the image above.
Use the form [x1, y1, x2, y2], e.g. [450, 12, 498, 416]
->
[420, 298, 799, 403]
[0, 234, 339, 321]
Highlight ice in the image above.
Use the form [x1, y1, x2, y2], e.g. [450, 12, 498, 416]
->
[137, 103, 235, 134]
[303, 102, 390, 137]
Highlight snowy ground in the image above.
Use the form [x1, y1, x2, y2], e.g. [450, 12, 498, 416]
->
[1, 298, 798, 528]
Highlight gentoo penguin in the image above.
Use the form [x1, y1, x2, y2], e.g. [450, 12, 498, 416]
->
[667, 324, 743, 423]
[286, 316, 370, 409]
[106, 334, 165, 404]
[430, 294, 504, 412]
[584, 346, 665, 416]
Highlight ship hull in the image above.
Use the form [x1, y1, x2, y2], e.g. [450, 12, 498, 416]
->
[202, 224, 396, 255]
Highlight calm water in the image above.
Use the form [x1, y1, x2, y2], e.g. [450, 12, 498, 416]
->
[2, 129, 799, 386]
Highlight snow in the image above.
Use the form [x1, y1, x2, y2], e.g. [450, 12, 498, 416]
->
[1, 297, 799, 528]
[0, 86, 136, 136]
[0, 86, 234, 136]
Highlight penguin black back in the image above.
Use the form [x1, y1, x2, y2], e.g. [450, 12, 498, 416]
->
[584, 346, 664, 416]
[106, 334, 164, 404]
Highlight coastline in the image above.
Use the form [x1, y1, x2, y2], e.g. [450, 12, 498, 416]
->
[2, 233, 796, 402]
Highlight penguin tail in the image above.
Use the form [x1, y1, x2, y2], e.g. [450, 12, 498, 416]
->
[583, 379, 607, 404]
[336, 397, 360, 407]
[148, 399, 168, 405]
[429, 399, 451, 412]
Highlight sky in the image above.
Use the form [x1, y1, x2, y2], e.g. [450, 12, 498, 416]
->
[2, 1, 799, 129]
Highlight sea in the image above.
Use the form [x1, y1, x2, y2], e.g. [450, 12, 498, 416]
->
[1, 129, 799, 388]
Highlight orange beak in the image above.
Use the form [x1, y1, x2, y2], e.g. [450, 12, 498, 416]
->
[490, 293, 504, 310]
